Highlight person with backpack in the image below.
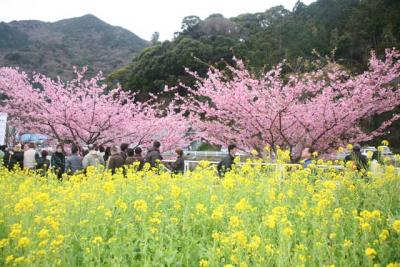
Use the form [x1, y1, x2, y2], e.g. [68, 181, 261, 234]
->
[144, 141, 163, 168]
[120, 143, 129, 161]
[36, 150, 50, 175]
[107, 146, 125, 175]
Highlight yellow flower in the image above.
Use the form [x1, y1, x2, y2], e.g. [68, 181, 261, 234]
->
[155, 195, 164, 203]
[0, 238, 9, 248]
[360, 222, 372, 232]
[234, 198, 253, 212]
[211, 205, 225, 220]
[105, 209, 112, 218]
[37, 249, 46, 256]
[14, 197, 35, 213]
[210, 194, 218, 202]
[44, 217, 59, 231]
[387, 263, 400, 267]
[35, 192, 50, 203]
[265, 214, 276, 229]
[174, 201, 182, 210]
[212, 231, 221, 241]
[170, 217, 179, 224]
[116, 199, 128, 211]
[171, 185, 181, 198]
[39, 240, 48, 247]
[265, 244, 275, 255]
[379, 230, 389, 241]
[381, 140, 389, 146]
[392, 220, 400, 233]
[283, 227, 294, 237]
[250, 149, 258, 156]
[231, 231, 247, 247]
[133, 199, 148, 212]
[17, 237, 31, 248]
[195, 203, 207, 213]
[199, 259, 209, 267]
[51, 235, 64, 248]
[198, 160, 210, 168]
[229, 216, 242, 228]
[149, 217, 161, 225]
[247, 235, 261, 250]
[5, 255, 14, 264]
[346, 144, 353, 150]
[38, 228, 50, 239]
[343, 239, 352, 248]
[332, 208, 344, 221]
[92, 236, 103, 245]
[365, 248, 377, 258]
[14, 256, 26, 264]
[103, 181, 115, 195]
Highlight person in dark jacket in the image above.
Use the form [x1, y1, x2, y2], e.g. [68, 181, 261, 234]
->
[8, 144, 24, 171]
[169, 148, 185, 174]
[65, 146, 83, 174]
[2, 146, 10, 168]
[125, 147, 145, 171]
[0, 145, 6, 167]
[120, 143, 129, 161]
[107, 146, 125, 175]
[51, 145, 65, 180]
[345, 144, 368, 171]
[104, 146, 111, 162]
[36, 150, 50, 175]
[145, 141, 163, 168]
[217, 144, 238, 177]
[300, 147, 315, 168]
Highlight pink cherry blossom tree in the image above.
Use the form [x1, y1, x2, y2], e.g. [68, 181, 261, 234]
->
[181, 49, 400, 160]
[0, 67, 189, 151]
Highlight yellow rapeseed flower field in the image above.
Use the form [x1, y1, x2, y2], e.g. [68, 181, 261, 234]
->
[0, 159, 400, 266]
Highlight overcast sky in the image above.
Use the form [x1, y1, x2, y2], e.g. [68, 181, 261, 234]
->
[1, 0, 315, 41]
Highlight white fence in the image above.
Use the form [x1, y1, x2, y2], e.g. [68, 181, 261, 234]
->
[161, 159, 346, 174]
[162, 150, 248, 159]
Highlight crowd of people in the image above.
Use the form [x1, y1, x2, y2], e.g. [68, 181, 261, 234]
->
[0, 140, 185, 179]
[216, 143, 388, 177]
[0, 139, 390, 179]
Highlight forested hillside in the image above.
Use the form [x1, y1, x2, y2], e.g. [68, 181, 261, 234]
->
[0, 14, 148, 79]
[110, 0, 400, 98]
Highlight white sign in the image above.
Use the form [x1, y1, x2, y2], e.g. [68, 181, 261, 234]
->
[0, 113, 7, 145]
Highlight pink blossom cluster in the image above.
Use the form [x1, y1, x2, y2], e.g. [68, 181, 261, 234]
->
[0, 67, 188, 151]
[181, 49, 400, 158]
